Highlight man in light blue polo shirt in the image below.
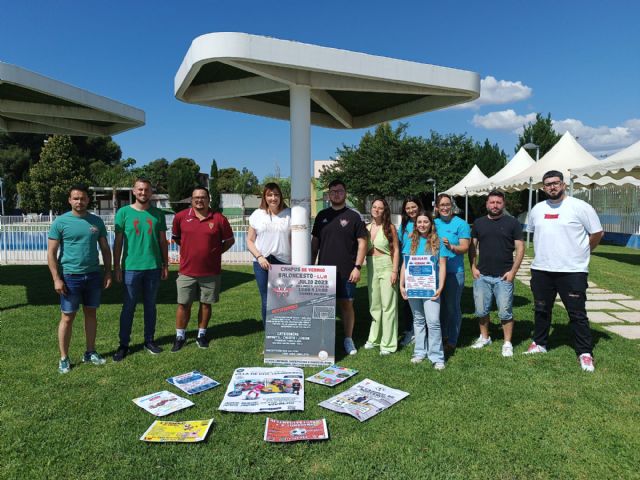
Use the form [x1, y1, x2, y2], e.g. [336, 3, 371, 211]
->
[48, 185, 112, 374]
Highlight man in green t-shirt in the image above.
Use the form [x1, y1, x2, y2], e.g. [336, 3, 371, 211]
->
[112, 178, 169, 361]
[47, 185, 112, 374]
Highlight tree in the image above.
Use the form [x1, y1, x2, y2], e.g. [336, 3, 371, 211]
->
[209, 159, 221, 212]
[0, 145, 32, 212]
[17, 135, 90, 213]
[475, 139, 507, 178]
[320, 123, 428, 210]
[217, 167, 242, 193]
[134, 158, 169, 193]
[515, 113, 561, 158]
[167, 157, 200, 212]
[72, 136, 122, 166]
[236, 167, 260, 213]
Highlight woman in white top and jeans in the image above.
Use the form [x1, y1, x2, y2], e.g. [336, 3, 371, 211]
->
[247, 183, 291, 325]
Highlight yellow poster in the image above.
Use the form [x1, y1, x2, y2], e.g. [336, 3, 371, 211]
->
[140, 419, 213, 443]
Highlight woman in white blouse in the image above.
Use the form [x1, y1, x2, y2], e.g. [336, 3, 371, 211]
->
[247, 182, 292, 325]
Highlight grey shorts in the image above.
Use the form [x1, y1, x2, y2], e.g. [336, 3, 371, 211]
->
[176, 274, 221, 305]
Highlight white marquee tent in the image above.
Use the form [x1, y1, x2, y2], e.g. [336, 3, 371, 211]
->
[493, 131, 599, 192]
[571, 140, 640, 187]
[443, 164, 488, 221]
[467, 147, 535, 194]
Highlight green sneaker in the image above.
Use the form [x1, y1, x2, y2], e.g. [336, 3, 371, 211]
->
[83, 351, 106, 365]
[58, 357, 71, 374]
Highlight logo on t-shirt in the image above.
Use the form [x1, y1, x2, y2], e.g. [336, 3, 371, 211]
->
[89, 226, 98, 234]
[208, 222, 214, 230]
[544, 214, 560, 219]
[133, 219, 140, 235]
[340, 218, 349, 227]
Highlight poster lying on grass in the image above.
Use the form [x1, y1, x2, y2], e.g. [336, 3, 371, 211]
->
[140, 419, 214, 443]
[133, 390, 194, 417]
[264, 418, 329, 443]
[405, 255, 437, 298]
[306, 365, 358, 387]
[318, 379, 409, 422]
[166, 370, 220, 395]
[218, 367, 304, 413]
[265, 265, 336, 367]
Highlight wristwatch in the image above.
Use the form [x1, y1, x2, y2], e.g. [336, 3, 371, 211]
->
[354, 264, 362, 270]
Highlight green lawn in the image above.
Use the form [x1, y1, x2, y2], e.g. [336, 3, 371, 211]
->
[2, 245, 639, 479]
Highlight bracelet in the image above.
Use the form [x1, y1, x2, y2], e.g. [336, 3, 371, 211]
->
[257, 255, 264, 260]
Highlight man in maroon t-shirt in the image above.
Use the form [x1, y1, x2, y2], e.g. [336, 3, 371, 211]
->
[171, 187, 234, 352]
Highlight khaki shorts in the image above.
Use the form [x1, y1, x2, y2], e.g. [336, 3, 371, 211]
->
[176, 274, 221, 305]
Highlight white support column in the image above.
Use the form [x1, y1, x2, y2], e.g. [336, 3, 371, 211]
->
[526, 178, 533, 249]
[290, 85, 311, 265]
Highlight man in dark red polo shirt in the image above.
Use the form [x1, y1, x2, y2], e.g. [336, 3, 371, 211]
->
[171, 187, 235, 351]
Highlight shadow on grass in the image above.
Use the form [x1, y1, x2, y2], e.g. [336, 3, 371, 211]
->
[0, 265, 255, 309]
[592, 250, 640, 266]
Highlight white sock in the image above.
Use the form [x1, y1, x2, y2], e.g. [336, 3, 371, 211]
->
[198, 328, 207, 338]
[176, 329, 186, 339]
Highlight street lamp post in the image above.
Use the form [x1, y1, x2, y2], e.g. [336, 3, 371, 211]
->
[522, 142, 540, 249]
[426, 178, 436, 208]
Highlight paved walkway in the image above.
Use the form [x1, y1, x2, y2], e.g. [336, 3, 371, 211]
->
[516, 257, 640, 340]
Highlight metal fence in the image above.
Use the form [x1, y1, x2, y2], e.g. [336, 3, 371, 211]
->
[0, 215, 253, 265]
[574, 185, 640, 234]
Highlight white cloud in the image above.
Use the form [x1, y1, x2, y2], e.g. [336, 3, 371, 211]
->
[472, 109, 537, 130]
[472, 109, 640, 156]
[456, 76, 532, 110]
[552, 118, 640, 154]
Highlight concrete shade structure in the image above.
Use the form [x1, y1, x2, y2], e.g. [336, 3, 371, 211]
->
[0, 62, 145, 136]
[175, 32, 480, 264]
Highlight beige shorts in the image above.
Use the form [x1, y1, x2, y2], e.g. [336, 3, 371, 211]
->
[176, 274, 221, 305]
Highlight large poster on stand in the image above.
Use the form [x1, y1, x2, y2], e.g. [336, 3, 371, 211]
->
[265, 265, 336, 367]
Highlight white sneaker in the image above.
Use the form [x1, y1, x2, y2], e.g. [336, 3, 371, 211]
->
[343, 337, 357, 355]
[524, 342, 547, 355]
[471, 335, 492, 349]
[433, 362, 446, 370]
[364, 341, 376, 350]
[380, 350, 392, 356]
[502, 342, 514, 357]
[410, 356, 424, 364]
[400, 331, 415, 347]
[579, 353, 595, 372]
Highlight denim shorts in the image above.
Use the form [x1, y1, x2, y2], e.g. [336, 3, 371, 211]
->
[336, 275, 357, 300]
[473, 274, 514, 321]
[60, 271, 103, 313]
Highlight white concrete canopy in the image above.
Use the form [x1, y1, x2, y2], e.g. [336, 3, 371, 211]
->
[175, 33, 480, 130]
[0, 62, 145, 136]
[174, 32, 481, 264]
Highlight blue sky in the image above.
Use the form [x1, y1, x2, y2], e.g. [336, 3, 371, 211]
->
[2, 0, 639, 179]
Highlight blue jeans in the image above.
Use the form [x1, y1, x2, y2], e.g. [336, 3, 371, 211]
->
[118, 269, 161, 346]
[441, 271, 465, 346]
[253, 256, 286, 324]
[473, 274, 514, 321]
[409, 297, 444, 363]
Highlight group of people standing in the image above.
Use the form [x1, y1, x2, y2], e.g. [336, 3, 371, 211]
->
[49, 169, 603, 374]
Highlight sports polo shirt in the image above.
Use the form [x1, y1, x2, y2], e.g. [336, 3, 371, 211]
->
[48, 211, 107, 274]
[172, 208, 234, 277]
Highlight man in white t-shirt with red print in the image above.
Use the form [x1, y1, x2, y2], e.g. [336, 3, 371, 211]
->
[525, 170, 604, 372]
